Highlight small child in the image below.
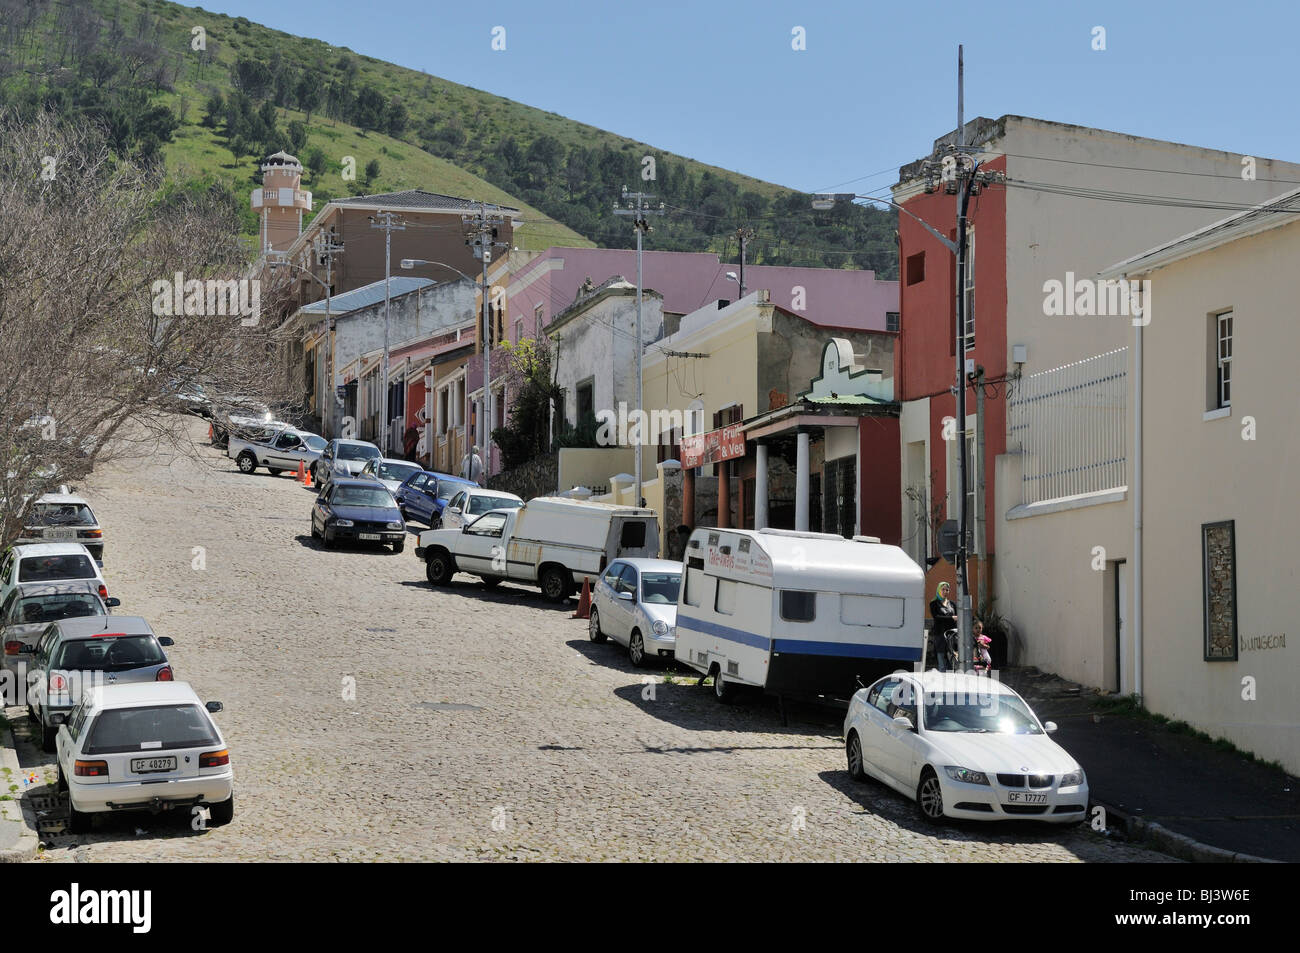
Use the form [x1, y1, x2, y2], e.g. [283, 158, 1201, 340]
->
[973, 622, 993, 674]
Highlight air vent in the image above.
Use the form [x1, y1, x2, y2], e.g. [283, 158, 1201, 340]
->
[688, 556, 704, 570]
[719, 545, 731, 555]
[697, 650, 709, 664]
[727, 661, 739, 675]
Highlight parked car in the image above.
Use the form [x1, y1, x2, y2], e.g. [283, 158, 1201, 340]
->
[589, 558, 681, 666]
[27, 615, 175, 751]
[416, 497, 659, 602]
[439, 488, 524, 531]
[54, 681, 233, 833]
[393, 471, 476, 526]
[310, 477, 406, 552]
[1, 584, 120, 676]
[231, 427, 326, 476]
[314, 438, 382, 489]
[0, 543, 109, 607]
[17, 486, 106, 562]
[356, 457, 424, 495]
[843, 670, 1089, 825]
[209, 397, 275, 448]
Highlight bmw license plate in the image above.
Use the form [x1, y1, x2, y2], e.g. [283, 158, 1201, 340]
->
[1007, 791, 1048, 804]
[359, 533, 381, 540]
[131, 757, 176, 774]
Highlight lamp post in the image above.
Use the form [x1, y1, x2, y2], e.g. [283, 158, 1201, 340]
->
[401, 259, 480, 478]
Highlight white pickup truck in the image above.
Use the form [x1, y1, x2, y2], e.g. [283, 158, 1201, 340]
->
[415, 497, 660, 602]
[229, 427, 326, 476]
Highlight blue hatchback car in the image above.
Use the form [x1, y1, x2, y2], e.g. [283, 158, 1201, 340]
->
[311, 477, 407, 552]
[394, 471, 477, 527]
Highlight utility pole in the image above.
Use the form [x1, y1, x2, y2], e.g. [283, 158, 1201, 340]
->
[369, 211, 404, 454]
[463, 202, 510, 481]
[314, 231, 344, 436]
[613, 187, 665, 506]
[736, 226, 754, 297]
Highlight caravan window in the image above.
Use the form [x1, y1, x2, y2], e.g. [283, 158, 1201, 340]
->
[619, 521, 647, 550]
[714, 578, 737, 616]
[841, 594, 905, 629]
[683, 567, 705, 607]
[780, 590, 817, 623]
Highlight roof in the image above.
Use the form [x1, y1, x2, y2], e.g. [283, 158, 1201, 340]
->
[468, 488, 523, 499]
[525, 497, 656, 516]
[34, 488, 90, 505]
[12, 542, 96, 558]
[300, 277, 434, 315]
[331, 189, 520, 215]
[609, 557, 682, 573]
[902, 669, 1018, 697]
[81, 681, 203, 712]
[52, 615, 154, 639]
[332, 438, 379, 448]
[1100, 184, 1300, 278]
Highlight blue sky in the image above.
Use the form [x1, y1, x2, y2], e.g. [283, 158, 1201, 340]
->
[200, 0, 1300, 195]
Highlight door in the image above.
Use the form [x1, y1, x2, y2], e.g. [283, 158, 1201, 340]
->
[880, 679, 922, 788]
[1115, 560, 1128, 695]
[443, 491, 468, 530]
[457, 511, 509, 574]
[607, 564, 639, 643]
[860, 677, 902, 781]
[267, 430, 305, 468]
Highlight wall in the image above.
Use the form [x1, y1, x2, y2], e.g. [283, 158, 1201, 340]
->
[487, 451, 558, 502]
[1137, 220, 1300, 774]
[556, 447, 655, 495]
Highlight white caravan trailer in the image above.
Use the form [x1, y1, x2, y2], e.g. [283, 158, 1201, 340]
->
[675, 527, 926, 704]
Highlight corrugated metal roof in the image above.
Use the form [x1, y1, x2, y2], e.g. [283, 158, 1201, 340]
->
[301, 277, 434, 314]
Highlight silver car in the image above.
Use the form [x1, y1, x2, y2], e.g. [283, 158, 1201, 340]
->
[315, 438, 381, 490]
[26, 615, 175, 752]
[588, 558, 681, 667]
[1, 583, 120, 676]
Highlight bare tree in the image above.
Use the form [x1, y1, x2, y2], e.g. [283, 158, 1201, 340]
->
[0, 110, 295, 544]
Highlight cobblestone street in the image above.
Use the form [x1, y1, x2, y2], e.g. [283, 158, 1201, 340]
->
[7, 421, 1172, 862]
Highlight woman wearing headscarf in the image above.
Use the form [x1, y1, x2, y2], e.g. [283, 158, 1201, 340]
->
[929, 582, 958, 671]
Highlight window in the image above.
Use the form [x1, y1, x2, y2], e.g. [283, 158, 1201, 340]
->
[1202, 520, 1237, 661]
[841, 594, 905, 628]
[714, 578, 737, 615]
[683, 567, 706, 607]
[872, 679, 901, 713]
[83, 704, 219, 755]
[619, 521, 647, 550]
[466, 512, 507, 537]
[602, 564, 623, 589]
[1215, 311, 1232, 409]
[514, 318, 523, 344]
[885, 311, 900, 333]
[905, 252, 925, 286]
[780, 590, 817, 622]
[576, 379, 595, 422]
[534, 303, 544, 328]
[617, 565, 639, 596]
[448, 491, 465, 511]
[963, 230, 975, 352]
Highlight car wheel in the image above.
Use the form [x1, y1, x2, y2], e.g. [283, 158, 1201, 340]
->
[539, 566, 570, 603]
[236, 451, 258, 474]
[629, 630, 648, 668]
[67, 803, 92, 834]
[588, 607, 607, 643]
[391, 539, 405, 554]
[41, 724, 57, 753]
[309, 463, 318, 483]
[426, 551, 452, 586]
[268, 468, 283, 476]
[917, 767, 946, 824]
[321, 527, 335, 549]
[481, 575, 503, 589]
[207, 795, 234, 827]
[846, 731, 867, 782]
[712, 668, 737, 704]
[310, 520, 320, 539]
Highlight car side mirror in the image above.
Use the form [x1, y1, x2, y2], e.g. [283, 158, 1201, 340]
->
[205, 701, 224, 713]
[158, 636, 174, 647]
[893, 714, 914, 730]
[50, 712, 67, 725]
[617, 591, 634, 602]
[106, 597, 121, 608]
[1043, 721, 1058, 734]
[448, 507, 461, 514]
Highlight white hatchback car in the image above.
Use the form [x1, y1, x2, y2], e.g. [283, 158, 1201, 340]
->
[588, 558, 681, 667]
[55, 681, 233, 833]
[19, 487, 105, 563]
[439, 488, 524, 531]
[843, 670, 1088, 824]
[0, 543, 110, 608]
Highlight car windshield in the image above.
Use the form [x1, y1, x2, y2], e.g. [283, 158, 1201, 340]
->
[83, 704, 218, 755]
[53, 634, 165, 672]
[18, 554, 95, 582]
[923, 691, 1043, 734]
[437, 481, 468, 501]
[640, 572, 682, 604]
[29, 503, 95, 526]
[304, 435, 327, 452]
[332, 486, 394, 508]
[14, 593, 103, 624]
[467, 495, 522, 516]
[337, 444, 380, 462]
[379, 462, 420, 483]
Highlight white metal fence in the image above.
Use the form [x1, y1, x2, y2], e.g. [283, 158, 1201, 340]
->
[1008, 348, 1127, 505]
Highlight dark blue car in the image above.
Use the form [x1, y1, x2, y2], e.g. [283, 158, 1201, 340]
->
[311, 477, 407, 552]
[394, 471, 477, 527]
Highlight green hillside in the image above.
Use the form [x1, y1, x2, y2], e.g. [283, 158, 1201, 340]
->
[0, 0, 896, 275]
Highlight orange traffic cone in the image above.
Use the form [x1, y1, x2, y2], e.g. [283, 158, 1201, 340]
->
[207, 423, 213, 441]
[571, 576, 592, 619]
[297, 461, 306, 483]
[303, 466, 313, 488]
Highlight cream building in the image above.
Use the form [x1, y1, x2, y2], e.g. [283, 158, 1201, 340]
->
[1100, 188, 1300, 773]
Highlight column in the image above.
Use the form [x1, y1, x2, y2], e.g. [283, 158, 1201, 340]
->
[755, 442, 769, 529]
[717, 460, 730, 529]
[795, 431, 810, 531]
[683, 465, 696, 529]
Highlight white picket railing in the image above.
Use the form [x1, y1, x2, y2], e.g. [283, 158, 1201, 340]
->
[1008, 348, 1128, 505]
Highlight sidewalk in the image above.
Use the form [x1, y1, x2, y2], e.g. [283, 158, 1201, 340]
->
[0, 720, 40, 862]
[1003, 668, 1299, 862]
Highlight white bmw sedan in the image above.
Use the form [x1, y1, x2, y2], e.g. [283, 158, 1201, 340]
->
[55, 682, 234, 833]
[843, 670, 1088, 824]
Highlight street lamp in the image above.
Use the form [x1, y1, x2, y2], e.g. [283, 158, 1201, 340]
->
[401, 259, 483, 480]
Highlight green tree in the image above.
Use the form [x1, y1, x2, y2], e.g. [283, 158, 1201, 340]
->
[304, 146, 326, 181]
[363, 157, 380, 184]
[295, 74, 320, 124]
[287, 120, 307, 154]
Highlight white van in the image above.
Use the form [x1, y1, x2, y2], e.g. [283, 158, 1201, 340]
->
[416, 496, 659, 602]
[674, 527, 925, 704]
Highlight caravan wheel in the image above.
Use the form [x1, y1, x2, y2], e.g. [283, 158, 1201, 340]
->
[712, 668, 737, 704]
